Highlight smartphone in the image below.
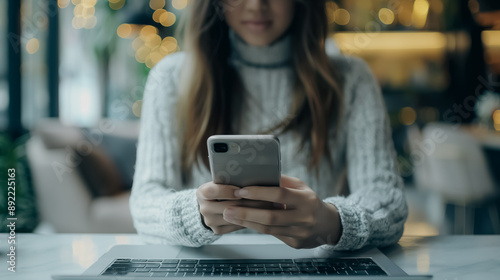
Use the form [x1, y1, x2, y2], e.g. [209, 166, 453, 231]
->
[207, 135, 281, 187]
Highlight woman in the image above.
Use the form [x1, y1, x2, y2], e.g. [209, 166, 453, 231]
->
[130, 0, 408, 250]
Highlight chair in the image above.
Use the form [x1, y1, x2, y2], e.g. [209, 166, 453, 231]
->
[408, 122, 500, 234]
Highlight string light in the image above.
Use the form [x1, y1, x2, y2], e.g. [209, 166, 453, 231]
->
[149, 0, 165, 10]
[378, 8, 395, 25]
[58, 0, 70, 8]
[325, 1, 338, 25]
[26, 38, 40, 54]
[72, 0, 97, 29]
[117, 24, 132, 38]
[109, 0, 125, 10]
[493, 110, 500, 131]
[160, 11, 176, 27]
[400, 107, 417, 126]
[334, 9, 350, 26]
[412, 0, 430, 29]
[132, 100, 143, 117]
[152, 9, 167, 23]
[172, 0, 188, 10]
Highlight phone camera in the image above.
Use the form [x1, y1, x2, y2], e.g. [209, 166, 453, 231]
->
[213, 143, 229, 153]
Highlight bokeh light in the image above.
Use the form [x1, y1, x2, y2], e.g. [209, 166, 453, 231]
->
[379, 8, 395, 25]
[160, 11, 176, 27]
[400, 107, 417, 126]
[132, 100, 143, 117]
[172, 0, 188, 10]
[26, 38, 40, 54]
[117, 24, 132, 38]
[149, 0, 165, 10]
[153, 9, 167, 23]
[334, 9, 350, 26]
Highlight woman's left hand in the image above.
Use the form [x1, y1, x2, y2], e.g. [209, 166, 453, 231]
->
[222, 175, 343, 249]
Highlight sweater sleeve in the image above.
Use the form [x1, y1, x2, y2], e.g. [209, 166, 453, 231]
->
[323, 57, 408, 251]
[129, 54, 220, 247]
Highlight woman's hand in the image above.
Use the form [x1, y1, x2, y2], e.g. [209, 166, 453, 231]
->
[221, 175, 343, 249]
[196, 182, 275, 235]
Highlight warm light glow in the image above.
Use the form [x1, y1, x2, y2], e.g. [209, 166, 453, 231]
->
[149, 0, 165, 10]
[74, 4, 83, 17]
[162, 36, 178, 53]
[132, 100, 143, 117]
[82, 0, 97, 6]
[400, 107, 417, 126]
[172, 0, 188, 10]
[493, 110, 500, 124]
[117, 24, 132, 38]
[160, 11, 176, 27]
[26, 38, 40, 54]
[495, 123, 500, 131]
[109, 0, 125, 10]
[72, 0, 97, 29]
[334, 9, 350, 26]
[153, 9, 167, 23]
[333, 32, 447, 58]
[145, 56, 155, 68]
[132, 37, 143, 51]
[140, 25, 158, 40]
[136, 46, 150, 63]
[145, 34, 162, 48]
[72, 0, 81, 5]
[325, 1, 338, 24]
[58, 0, 70, 8]
[378, 8, 395, 25]
[412, 0, 430, 29]
[482, 31, 500, 48]
[81, 6, 95, 19]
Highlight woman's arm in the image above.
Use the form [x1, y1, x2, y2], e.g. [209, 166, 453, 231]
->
[323, 57, 408, 250]
[129, 54, 220, 247]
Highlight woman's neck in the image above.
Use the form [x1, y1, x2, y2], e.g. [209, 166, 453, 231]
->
[228, 29, 292, 68]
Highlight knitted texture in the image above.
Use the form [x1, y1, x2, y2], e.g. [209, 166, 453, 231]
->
[130, 33, 408, 250]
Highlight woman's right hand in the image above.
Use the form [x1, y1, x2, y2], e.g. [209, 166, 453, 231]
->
[196, 182, 275, 235]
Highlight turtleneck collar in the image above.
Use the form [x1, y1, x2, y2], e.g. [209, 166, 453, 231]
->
[228, 29, 292, 68]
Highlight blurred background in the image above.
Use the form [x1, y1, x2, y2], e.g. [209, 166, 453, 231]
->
[0, 0, 499, 237]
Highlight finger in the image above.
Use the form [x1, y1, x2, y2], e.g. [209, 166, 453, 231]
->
[234, 186, 302, 206]
[237, 199, 276, 209]
[211, 225, 245, 235]
[223, 214, 302, 238]
[197, 183, 241, 200]
[200, 200, 275, 216]
[203, 214, 238, 227]
[224, 207, 303, 226]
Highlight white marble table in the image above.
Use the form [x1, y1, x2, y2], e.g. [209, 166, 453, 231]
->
[0, 234, 499, 280]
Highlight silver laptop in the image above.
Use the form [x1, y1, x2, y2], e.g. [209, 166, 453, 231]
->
[52, 243, 432, 279]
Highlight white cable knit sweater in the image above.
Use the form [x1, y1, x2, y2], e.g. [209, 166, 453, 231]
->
[130, 31, 408, 251]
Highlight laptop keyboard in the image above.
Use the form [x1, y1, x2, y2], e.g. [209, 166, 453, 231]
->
[101, 258, 387, 277]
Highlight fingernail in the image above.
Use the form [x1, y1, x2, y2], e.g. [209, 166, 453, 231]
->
[234, 189, 248, 197]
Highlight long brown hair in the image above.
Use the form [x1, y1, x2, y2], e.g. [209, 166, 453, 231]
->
[177, 0, 343, 181]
